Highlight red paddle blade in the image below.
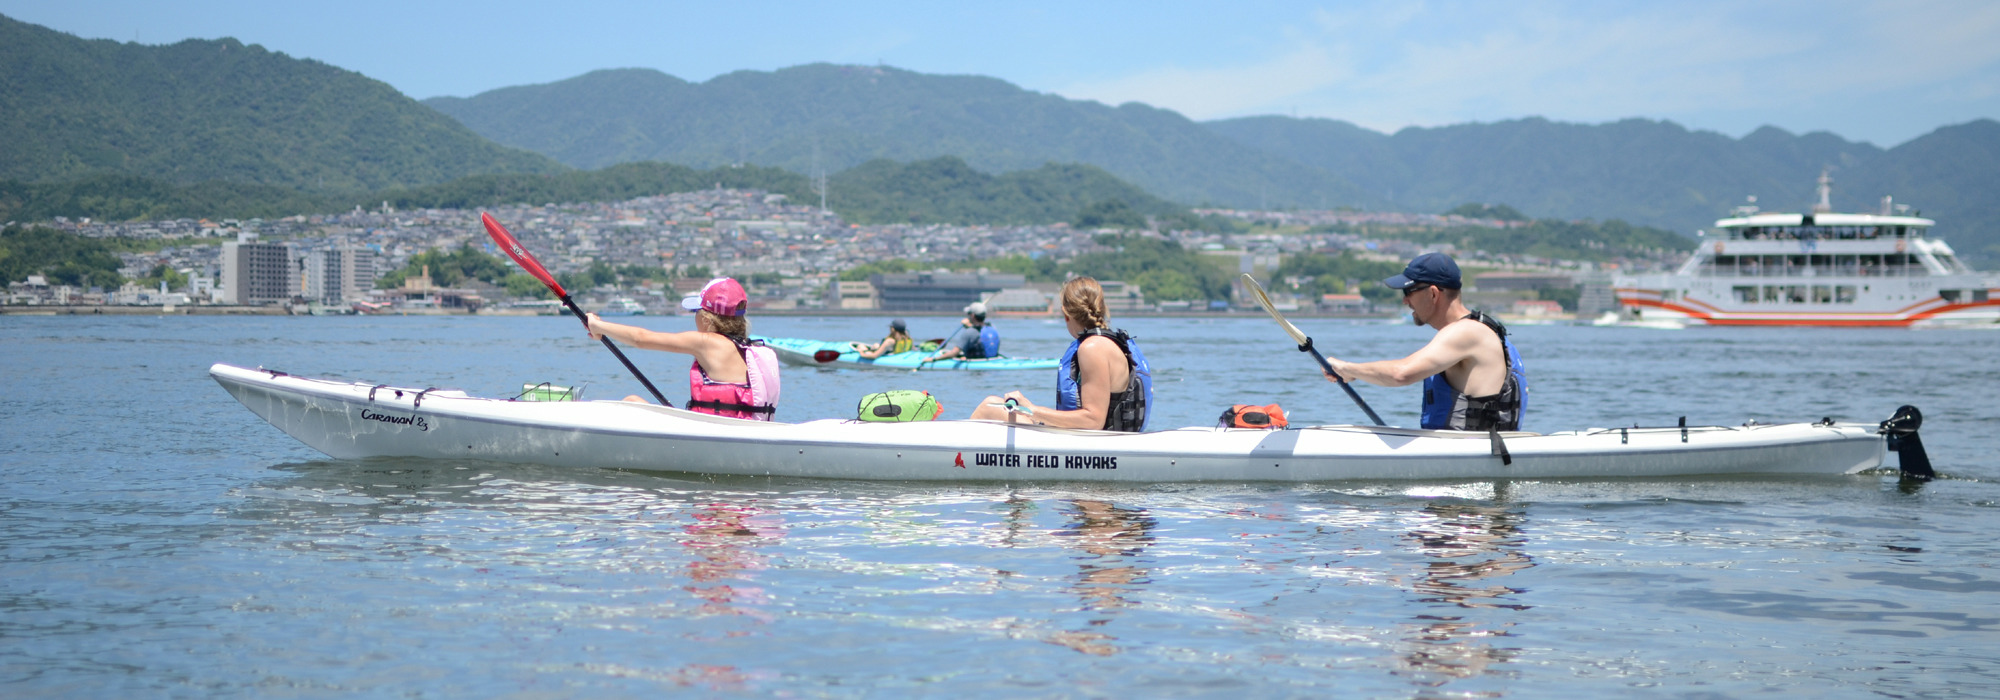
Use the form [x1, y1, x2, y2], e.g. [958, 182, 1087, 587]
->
[480, 212, 565, 297]
[813, 350, 841, 363]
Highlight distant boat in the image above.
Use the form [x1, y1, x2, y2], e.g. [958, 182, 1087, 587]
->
[506, 299, 566, 316]
[1615, 171, 2000, 327]
[306, 303, 356, 316]
[350, 300, 391, 314]
[600, 297, 646, 316]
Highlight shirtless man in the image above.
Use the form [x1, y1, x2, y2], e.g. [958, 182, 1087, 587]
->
[1322, 253, 1527, 431]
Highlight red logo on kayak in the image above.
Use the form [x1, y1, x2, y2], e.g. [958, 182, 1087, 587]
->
[954, 452, 965, 468]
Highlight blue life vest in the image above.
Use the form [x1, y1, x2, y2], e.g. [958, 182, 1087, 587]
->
[1055, 328, 1153, 432]
[978, 325, 1001, 358]
[1420, 311, 1527, 431]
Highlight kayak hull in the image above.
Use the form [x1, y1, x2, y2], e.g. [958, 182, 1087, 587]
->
[211, 363, 1886, 482]
[757, 336, 1059, 371]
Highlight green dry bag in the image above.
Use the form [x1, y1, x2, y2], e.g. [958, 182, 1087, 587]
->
[856, 390, 942, 422]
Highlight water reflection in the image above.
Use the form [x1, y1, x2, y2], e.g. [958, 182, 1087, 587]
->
[677, 502, 781, 623]
[1394, 495, 1534, 691]
[1047, 498, 1156, 655]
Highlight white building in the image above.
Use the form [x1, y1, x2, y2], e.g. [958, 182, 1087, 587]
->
[303, 247, 376, 305]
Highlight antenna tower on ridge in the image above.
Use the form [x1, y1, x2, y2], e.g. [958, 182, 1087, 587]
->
[1812, 168, 1833, 214]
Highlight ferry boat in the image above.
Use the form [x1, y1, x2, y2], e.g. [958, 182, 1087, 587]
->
[599, 297, 646, 316]
[1615, 172, 2000, 327]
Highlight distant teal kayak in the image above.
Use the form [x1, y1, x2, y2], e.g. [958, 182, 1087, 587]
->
[755, 336, 1059, 371]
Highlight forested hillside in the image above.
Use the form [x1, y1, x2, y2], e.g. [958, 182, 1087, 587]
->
[1205, 116, 1881, 229]
[0, 160, 1189, 228]
[0, 14, 564, 190]
[423, 65, 1377, 210]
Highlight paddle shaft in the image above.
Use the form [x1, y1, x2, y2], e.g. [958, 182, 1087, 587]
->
[1240, 273, 1385, 427]
[481, 212, 672, 407]
[1300, 336, 1386, 426]
[561, 294, 673, 407]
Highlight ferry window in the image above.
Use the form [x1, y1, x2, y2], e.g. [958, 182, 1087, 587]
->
[1661, 289, 1679, 301]
[1940, 290, 1963, 303]
[1836, 286, 1857, 303]
[1977, 290, 1991, 303]
[1812, 286, 1832, 304]
[1733, 286, 1757, 302]
[1762, 286, 1781, 303]
[1784, 285, 1806, 303]
[1912, 228, 1927, 238]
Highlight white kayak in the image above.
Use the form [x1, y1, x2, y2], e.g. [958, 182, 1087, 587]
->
[210, 363, 1907, 482]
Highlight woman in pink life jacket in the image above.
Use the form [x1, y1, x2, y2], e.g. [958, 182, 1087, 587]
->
[584, 277, 781, 420]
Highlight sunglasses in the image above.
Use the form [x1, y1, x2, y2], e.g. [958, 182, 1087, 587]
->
[1402, 283, 1433, 298]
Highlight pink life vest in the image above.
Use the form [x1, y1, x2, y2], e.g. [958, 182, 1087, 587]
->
[686, 336, 781, 420]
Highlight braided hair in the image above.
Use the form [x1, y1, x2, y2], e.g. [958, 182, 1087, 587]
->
[1060, 277, 1109, 330]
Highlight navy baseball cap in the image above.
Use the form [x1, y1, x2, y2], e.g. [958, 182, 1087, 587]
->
[1382, 252, 1462, 290]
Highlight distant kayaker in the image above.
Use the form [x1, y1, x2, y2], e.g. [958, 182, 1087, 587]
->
[1321, 253, 1526, 430]
[585, 277, 781, 420]
[970, 277, 1153, 431]
[929, 302, 999, 362]
[857, 318, 915, 359]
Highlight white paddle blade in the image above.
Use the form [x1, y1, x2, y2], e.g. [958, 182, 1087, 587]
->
[1241, 274, 1309, 346]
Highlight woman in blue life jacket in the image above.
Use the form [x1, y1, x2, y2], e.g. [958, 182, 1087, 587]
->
[969, 277, 1153, 431]
[1320, 253, 1525, 431]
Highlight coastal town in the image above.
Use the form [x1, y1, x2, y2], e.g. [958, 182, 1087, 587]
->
[3, 187, 1674, 320]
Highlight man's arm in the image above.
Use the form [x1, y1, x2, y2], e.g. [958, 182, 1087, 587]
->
[930, 328, 972, 360]
[1325, 323, 1480, 387]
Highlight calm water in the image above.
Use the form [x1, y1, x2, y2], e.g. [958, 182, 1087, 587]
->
[5, 314, 2000, 698]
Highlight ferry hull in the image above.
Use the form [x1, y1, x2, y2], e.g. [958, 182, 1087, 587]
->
[1615, 287, 2000, 327]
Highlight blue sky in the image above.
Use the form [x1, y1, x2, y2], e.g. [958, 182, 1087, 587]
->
[6, 0, 1997, 147]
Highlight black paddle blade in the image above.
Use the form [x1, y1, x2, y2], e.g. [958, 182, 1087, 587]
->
[1880, 405, 1934, 481]
[813, 349, 841, 363]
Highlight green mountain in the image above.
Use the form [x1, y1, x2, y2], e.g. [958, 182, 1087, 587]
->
[1841, 120, 2000, 261]
[0, 158, 1184, 229]
[426, 63, 1999, 262]
[1206, 115, 2000, 261]
[423, 65, 1378, 210]
[0, 14, 564, 190]
[827, 157, 1182, 225]
[1204, 116, 1882, 228]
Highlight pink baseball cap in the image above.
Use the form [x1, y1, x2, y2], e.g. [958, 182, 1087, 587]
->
[681, 277, 748, 316]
